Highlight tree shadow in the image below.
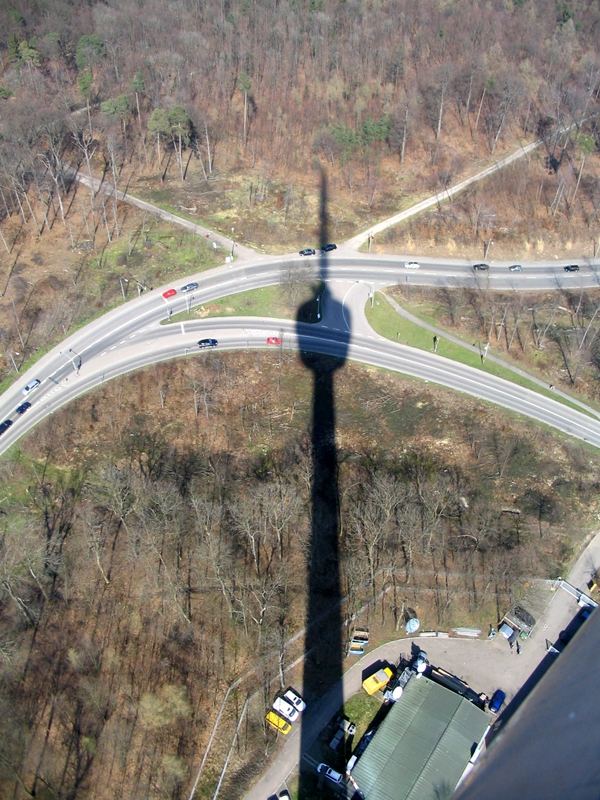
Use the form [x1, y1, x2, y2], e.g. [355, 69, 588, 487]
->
[296, 168, 350, 797]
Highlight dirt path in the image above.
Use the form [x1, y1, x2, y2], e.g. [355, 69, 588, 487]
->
[342, 138, 541, 251]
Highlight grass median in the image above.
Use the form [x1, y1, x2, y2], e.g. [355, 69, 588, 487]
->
[366, 292, 592, 416]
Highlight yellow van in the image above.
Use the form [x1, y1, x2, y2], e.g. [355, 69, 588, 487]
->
[362, 667, 393, 696]
[265, 710, 292, 735]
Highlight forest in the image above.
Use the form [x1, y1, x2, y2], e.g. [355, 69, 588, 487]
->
[1, 1, 600, 798]
[0, 352, 598, 799]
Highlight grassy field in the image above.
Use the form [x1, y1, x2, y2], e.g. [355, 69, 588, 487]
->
[169, 283, 321, 324]
[365, 292, 593, 416]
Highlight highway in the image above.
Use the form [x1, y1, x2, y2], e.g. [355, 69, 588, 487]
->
[1, 255, 600, 454]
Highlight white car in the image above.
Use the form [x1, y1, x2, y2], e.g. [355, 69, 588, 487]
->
[283, 687, 306, 713]
[405, 261, 420, 269]
[272, 696, 299, 723]
[22, 378, 41, 395]
[317, 763, 343, 784]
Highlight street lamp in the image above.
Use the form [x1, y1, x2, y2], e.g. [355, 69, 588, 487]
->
[316, 294, 321, 321]
[119, 276, 129, 299]
[231, 227, 235, 258]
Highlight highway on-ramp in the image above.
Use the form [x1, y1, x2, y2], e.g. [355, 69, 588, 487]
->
[0, 254, 599, 454]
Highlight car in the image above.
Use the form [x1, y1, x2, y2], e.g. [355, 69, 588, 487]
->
[489, 689, 506, 713]
[320, 243, 337, 252]
[265, 710, 292, 735]
[299, 248, 316, 256]
[362, 666, 393, 696]
[283, 687, 306, 713]
[278, 792, 291, 800]
[180, 282, 199, 293]
[508, 264, 522, 272]
[317, 763, 343, 785]
[0, 419, 13, 435]
[473, 263, 489, 271]
[22, 379, 41, 395]
[564, 264, 579, 272]
[405, 261, 420, 269]
[272, 696, 299, 723]
[15, 401, 31, 415]
[198, 338, 218, 349]
[354, 728, 376, 758]
[266, 336, 283, 346]
[579, 605, 594, 621]
[162, 288, 177, 299]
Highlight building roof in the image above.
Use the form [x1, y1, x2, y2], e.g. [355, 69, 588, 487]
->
[351, 675, 490, 800]
[455, 609, 600, 800]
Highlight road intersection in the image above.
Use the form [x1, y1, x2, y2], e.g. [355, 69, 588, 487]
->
[1, 253, 600, 454]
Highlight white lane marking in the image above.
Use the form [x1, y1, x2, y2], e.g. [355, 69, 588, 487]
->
[128, 333, 136, 338]
[109, 345, 117, 350]
[181, 322, 185, 335]
[342, 283, 360, 330]
[100, 351, 107, 357]
[119, 339, 126, 344]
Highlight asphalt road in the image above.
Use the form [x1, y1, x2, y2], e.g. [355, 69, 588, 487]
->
[1, 256, 600, 454]
[244, 531, 600, 800]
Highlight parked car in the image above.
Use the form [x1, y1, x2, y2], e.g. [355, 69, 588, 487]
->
[15, 401, 31, 414]
[473, 263, 489, 271]
[405, 261, 420, 269]
[265, 710, 292, 735]
[320, 243, 337, 252]
[564, 264, 580, 272]
[162, 288, 177, 299]
[283, 687, 306, 713]
[198, 338, 218, 348]
[0, 419, 13, 435]
[22, 378, 41, 395]
[299, 248, 316, 256]
[362, 666, 393, 696]
[180, 281, 199, 293]
[489, 689, 506, 713]
[508, 264, 523, 272]
[278, 792, 291, 800]
[266, 336, 283, 346]
[272, 696, 299, 723]
[317, 763, 343, 785]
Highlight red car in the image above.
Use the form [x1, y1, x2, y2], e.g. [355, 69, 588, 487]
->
[266, 336, 283, 346]
[162, 288, 177, 299]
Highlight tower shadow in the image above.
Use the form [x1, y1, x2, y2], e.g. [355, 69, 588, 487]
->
[296, 169, 350, 797]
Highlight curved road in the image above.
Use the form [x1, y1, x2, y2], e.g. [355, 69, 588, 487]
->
[1, 255, 600, 454]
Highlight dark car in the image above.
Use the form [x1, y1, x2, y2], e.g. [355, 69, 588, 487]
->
[198, 338, 218, 348]
[180, 281, 199, 293]
[473, 263, 489, 271]
[320, 243, 337, 252]
[15, 401, 31, 415]
[299, 248, 316, 256]
[564, 264, 579, 272]
[0, 419, 13, 435]
[489, 689, 506, 713]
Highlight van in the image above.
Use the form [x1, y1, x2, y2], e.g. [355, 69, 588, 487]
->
[265, 710, 292, 735]
[362, 667, 393, 696]
[22, 378, 41, 395]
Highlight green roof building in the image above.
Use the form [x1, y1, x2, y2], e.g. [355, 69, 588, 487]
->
[351, 675, 490, 800]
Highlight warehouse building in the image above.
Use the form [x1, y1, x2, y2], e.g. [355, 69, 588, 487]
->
[351, 675, 490, 800]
